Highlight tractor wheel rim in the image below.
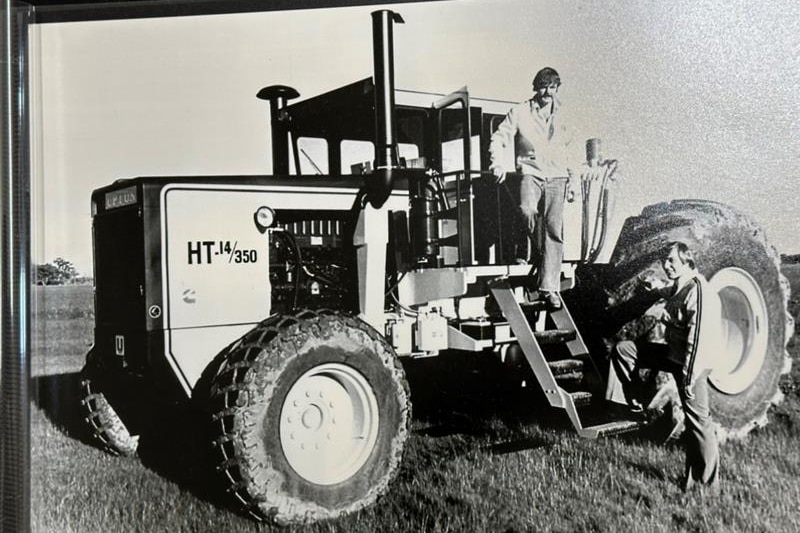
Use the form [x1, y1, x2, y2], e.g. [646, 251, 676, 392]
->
[279, 363, 379, 485]
[708, 267, 769, 394]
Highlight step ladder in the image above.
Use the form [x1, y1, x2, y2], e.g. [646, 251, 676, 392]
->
[489, 278, 641, 439]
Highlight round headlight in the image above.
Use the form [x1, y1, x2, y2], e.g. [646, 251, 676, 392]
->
[255, 206, 276, 230]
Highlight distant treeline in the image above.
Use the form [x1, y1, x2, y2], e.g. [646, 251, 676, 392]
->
[781, 254, 800, 264]
[34, 257, 92, 285]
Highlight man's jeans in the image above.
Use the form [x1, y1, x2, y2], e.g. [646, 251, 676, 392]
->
[607, 340, 720, 490]
[517, 174, 566, 292]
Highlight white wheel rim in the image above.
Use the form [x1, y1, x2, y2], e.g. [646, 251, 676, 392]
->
[279, 363, 379, 485]
[708, 267, 769, 394]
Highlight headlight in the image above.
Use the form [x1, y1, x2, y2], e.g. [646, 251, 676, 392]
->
[254, 206, 276, 233]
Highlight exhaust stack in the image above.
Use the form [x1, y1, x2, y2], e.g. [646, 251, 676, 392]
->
[367, 9, 404, 208]
[257, 85, 300, 175]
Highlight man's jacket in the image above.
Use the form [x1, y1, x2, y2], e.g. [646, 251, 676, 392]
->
[662, 271, 724, 389]
[489, 97, 575, 179]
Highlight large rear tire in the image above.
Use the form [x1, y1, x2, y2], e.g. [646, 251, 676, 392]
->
[603, 200, 793, 439]
[205, 310, 411, 524]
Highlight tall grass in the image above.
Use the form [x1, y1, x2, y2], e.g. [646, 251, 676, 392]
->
[30, 270, 800, 533]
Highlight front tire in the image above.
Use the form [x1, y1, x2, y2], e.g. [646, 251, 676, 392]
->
[79, 356, 140, 456]
[603, 200, 793, 439]
[206, 310, 411, 524]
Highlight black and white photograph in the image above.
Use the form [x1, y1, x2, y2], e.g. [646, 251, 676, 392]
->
[2, 0, 798, 531]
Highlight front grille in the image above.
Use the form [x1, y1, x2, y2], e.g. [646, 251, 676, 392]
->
[93, 205, 146, 329]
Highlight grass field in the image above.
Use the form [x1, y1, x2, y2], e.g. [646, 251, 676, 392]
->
[30, 268, 800, 533]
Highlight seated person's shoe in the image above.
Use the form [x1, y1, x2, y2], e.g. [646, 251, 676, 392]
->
[606, 400, 645, 420]
[540, 291, 562, 310]
[628, 399, 644, 413]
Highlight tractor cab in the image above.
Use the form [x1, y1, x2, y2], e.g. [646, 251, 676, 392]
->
[262, 77, 517, 268]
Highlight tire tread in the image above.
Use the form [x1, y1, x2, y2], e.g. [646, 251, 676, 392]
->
[203, 309, 411, 524]
[605, 200, 792, 440]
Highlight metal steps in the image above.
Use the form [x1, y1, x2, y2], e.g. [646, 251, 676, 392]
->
[491, 325, 576, 345]
[568, 391, 593, 407]
[488, 278, 643, 440]
[548, 358, 583, 376]
[550, 359, 585, 383]
[535, 328, 576, 345]
[519, 300, 548, 313]
[584, 419, 642, 438]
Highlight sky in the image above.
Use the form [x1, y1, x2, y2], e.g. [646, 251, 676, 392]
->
[32, 0, 799, 275]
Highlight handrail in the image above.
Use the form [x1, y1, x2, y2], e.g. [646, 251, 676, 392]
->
[431, 87, 472, 266]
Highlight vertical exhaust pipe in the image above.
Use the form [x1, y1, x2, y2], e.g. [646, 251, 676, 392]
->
[367, 9, 404, 208]
[257, 85, 300, 175]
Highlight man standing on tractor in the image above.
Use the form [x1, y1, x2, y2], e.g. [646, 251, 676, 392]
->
[606, 241, 722, 492]
[489, 67, 578, 310]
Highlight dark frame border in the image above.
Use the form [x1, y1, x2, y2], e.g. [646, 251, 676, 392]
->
[1, 2, 33, 531]
[32, 0, 441, 24]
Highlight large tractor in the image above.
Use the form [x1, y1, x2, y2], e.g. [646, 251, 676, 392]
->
[78, 10, 792, 524]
